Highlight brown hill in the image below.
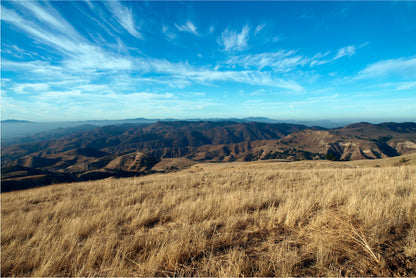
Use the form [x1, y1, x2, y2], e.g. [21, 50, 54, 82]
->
[269, 122, 416, 161]
[2, 121, 416, 192]
[2, 158, 415, 276]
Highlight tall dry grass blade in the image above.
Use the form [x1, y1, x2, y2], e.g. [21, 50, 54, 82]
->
[349, 220, 381, 264]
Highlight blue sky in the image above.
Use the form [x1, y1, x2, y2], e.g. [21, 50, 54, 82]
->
[1, 1, 416, 122]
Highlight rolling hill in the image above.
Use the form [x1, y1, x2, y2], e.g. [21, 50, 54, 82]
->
[2, 121, 416, 192]
[2, 157, 415, 276]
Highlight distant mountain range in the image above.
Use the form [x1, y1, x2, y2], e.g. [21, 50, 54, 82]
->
[2, 120, 416, 192]
[1, 119, 31, 123]
[1, 117, 352, 143]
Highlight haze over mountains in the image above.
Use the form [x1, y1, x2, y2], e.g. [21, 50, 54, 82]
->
[1, 117, 351, 144]
[2, 120, 416, 192]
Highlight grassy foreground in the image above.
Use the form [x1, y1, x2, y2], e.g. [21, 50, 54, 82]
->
[2, 158, 416, 276]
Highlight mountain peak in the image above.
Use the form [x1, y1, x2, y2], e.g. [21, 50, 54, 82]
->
[2, 119, 30, 123]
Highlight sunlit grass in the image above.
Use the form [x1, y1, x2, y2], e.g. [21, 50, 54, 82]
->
[2, 160, 415, 276]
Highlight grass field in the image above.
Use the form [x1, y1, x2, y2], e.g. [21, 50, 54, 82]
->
[1, 154, 416, 276]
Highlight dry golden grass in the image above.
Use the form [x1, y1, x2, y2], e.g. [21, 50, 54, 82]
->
[1, 158, 416, 276]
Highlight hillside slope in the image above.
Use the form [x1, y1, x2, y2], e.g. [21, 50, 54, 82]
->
[2, 121, 416, 192]
[1, 121, 307, 191]
[1, 158, 415, 276]
[272, 122, 416, 161]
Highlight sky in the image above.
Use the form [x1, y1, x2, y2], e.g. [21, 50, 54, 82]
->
[1, 1, 416, 122]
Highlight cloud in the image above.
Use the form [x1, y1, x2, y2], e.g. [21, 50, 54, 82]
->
[106, 1, 142, 39]
[357, 57, 416, 79]
[2, 60, 67, 78]
[4, 51, 304, 93]
[271, 35, 281, 43]
[254, 24, 265, 35]
[2, 4, 135, 72]
[219, 25, 250, 52]
[397, 81, 416, 90]
[64, 49, 133, 71]
[133, 77, 192, 89]
[2, 1, 304, 110]
[74, 84, 114, 93]
[16, 1, 78, 37]
[29, 88, 174, 107]
[1, 5, 112, 61]
[310, 51, 331, 61]
[123, 92, 174, 101]
[144, 58, 303, 92]
[162, 25, 177, 40]
[310, 45, 356, 66]
[14, 83, 50, 94]
[2, 88, 217, 121]
[250, 89, 265, 96]
[334, 45, 355, 60]
[226, 50, 308, 72]
[375, 81, 416, 91]
[116, 57, 303, 92]
[1, 45, 36, 59]
[189, 70, 303, 92]
[254, 24, 266, 35]
[84, 0, 94, 11]
[221, 37, 356, 73]
[1, 6, 83, 55]
[175, 21, 199, 35]
[190, 92, 206, 97]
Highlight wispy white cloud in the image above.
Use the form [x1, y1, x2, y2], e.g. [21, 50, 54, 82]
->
[2, 1, 414, 122]
[64, 49, 133, 71]
[1, 44, 35, 59]
[74, 84, 113, 93]
[1, 4, 135, 72]
[139, 58, 303, 92]
[84, 0, 94, 11]
[1, 7, 76, 55]
[3, 3, 306, 106]
[190, 70, 303, 92]
[17, 1, 78, 37]
[334, 45, 355, 60]
[254, 24, 265, 35]
[175, 21, 199, 35]
[310, 45, 356, 66]
[242, 94, 341, 110]
[222, 42, 358, 73]
[4, 51, 303, 93]
[2, 88, 218, 121]
[106, 1, 142, 39]
[310, 51, 331, 61]
[2, 60, 67, 77]
[185, 92, 207, 97]
[162, 25, 177, 41]
[372, 81, 416, 91]
[397, 81, 416, 90]
[250, 88, 265, 96]
[226, 50, 308, 72]
[119, 92, 174, 101]
[357, 57, 416, 79]
[29, 89, 175, 107]
[14, 83, 50, 94]
[133, 77, 192, 89]
[219, 25, 250, 52]
[271, 35, 281, 43]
